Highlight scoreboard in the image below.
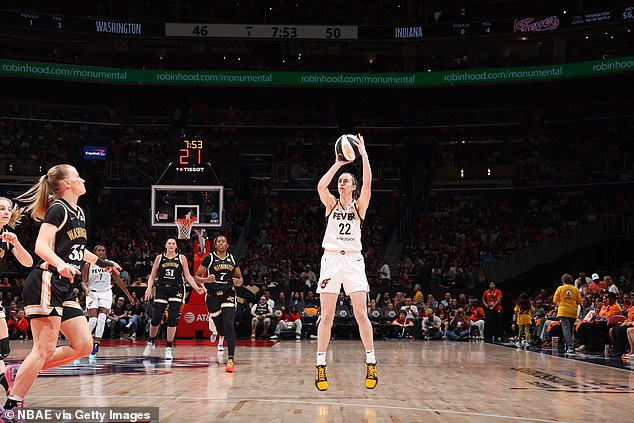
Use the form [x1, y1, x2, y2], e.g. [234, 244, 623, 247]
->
[176, 137, 206, 173]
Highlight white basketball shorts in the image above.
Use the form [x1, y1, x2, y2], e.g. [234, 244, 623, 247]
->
[87, 290, 113, 310]
[316, 251, 369, 295]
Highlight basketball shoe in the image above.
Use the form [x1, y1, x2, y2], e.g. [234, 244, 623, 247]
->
[225, 358, 234, 373]
[89, 341, 100, 359]
[143, 341, 155, 357]
[315, 365, 328, 391]
[364, 363, 378, 389]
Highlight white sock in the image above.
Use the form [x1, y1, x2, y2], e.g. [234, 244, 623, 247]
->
[316, 352, 326, 367]
[366, 350, 376, 364]
[218, 337, 224, 346]
[88, 317, 98, 333]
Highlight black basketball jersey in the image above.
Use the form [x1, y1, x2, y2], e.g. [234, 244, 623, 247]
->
[40, 199, 87, 272]
[0, 228, 14, 264]
[254, 302, 269, 316]
[201, 252, 238, 290]
[156, 254, 184, 286]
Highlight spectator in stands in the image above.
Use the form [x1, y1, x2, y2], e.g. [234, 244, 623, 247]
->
[400, 297, 419, 322]
[466, 297, 485, 340]
[608, 304, 634, 358]
[288, 292, 305, 311]
[251, 296, 273, 340]
[446, 308, 471, 341]
[7, 309, 29, 340]
[300, 265, 317, 288]
[577, 291, 621, 352]
[303, 291, 319, 309]
[482, 281, 503, 341]
[108, 297, 130, 339]
[422, 308, 444, 340]
[126, 299, 145, 340]
[274, 292, 287, 311]
[588, 273, 603, 294]
[390, 310, 414, 339]
[553, 273, 582, 354]
[605, 276, 619, 294]
[575, 272, 592, 289]
[379, 260, 391, 287]
[441, 292, 453, 308]
[412, 284, 423, 303]
[426, 294, 438, 312]
[271, 305, 302, 340]
[436, 302, 450, 335]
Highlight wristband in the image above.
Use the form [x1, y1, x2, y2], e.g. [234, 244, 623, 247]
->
[95, 258, 116, 268]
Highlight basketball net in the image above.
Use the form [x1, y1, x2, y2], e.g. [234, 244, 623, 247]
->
[175, 216, 197, 240]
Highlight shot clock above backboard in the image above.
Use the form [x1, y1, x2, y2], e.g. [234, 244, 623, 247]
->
[176, 137, 206, 173]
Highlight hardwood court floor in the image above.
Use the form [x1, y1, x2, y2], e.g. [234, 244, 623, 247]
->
[5, 338, 633, 423]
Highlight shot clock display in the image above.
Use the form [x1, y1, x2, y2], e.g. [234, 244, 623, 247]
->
[176, 138, 206, 173]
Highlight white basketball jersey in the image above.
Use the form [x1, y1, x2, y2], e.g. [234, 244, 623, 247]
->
[322, 199, 363, 252]
[88, 264, 112, 292]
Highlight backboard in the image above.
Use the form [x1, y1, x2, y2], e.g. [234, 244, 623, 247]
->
[151, 185, 223, 228]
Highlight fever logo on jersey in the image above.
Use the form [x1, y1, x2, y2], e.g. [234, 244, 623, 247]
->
[320, 278, 331, 289]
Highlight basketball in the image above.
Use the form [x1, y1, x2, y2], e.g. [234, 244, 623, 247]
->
[335, 134, 360, 162]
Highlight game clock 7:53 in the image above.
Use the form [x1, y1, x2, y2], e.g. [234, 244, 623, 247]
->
[177, 138, 205, 172]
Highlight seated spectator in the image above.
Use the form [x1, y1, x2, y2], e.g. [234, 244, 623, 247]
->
[576, 292, 621, 352]
[271, 305, 302, 340]
[390, 310, 414, 339]
[7, 309, 29, 340]
[0, 277, 11, 288]
[422, 308, 444, 340]
[288, 292, 305, 311]
[125, 299, 146, 340]
[436, 302, 451, 335]
[446, 308, 471, 341]
[608, 304, 634, 357]
[466, 297, 486, 340]
[303, 291, 320, 309]
[251, 296, 273, 340]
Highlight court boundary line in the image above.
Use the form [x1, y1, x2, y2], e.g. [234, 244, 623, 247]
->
[489, 341, 634, 374]
[33, 394, 568, 423]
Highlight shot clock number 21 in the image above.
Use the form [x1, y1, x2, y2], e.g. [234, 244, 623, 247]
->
[177, 138, 205, 172]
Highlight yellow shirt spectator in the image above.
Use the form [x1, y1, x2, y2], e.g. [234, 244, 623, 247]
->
[553, 283, 582, 318]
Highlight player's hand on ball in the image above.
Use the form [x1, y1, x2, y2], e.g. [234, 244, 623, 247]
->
[353, 134, 367, 157]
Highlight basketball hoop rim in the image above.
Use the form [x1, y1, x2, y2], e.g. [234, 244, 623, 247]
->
[175, 217, 197, 239]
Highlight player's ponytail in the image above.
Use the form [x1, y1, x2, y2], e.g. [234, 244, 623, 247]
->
[0, 197, 24, 229]
[15, 164, 74, 221]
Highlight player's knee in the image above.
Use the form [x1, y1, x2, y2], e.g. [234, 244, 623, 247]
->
[77, 338, 94, 357]
[34, 343, 57, 361]
[320, 310, 335, 323]
[0, 337, 10, 359]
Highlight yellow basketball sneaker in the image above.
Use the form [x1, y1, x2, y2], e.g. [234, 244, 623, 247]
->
[225, 358, 234, 373]
[315, 365, 328, 391]
[365, 363, 378, 389]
